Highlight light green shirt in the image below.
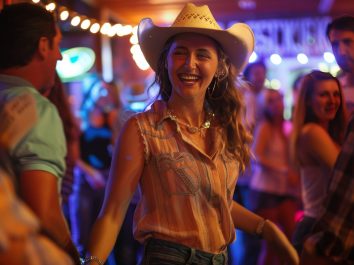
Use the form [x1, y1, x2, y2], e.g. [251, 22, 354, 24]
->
[0, 74, 66, 191]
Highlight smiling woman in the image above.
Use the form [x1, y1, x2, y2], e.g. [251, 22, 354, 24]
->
[290, 70, 348, 254]
[84, 3, 299, 265]
[165, 33, 219, 106]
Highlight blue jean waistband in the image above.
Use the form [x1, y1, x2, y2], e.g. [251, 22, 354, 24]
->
[143, 238, 227, 265]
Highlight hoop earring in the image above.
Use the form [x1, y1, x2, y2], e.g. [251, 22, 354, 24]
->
[209, 79, 229, 100]
[208, 77, 218, 97]
[223, 81, 228, 93]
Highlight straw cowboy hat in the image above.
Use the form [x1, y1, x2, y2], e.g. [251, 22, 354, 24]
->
[138, 3, 254, 73]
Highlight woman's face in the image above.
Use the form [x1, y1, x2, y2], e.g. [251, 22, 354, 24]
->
[249, 64, 266, 92]
[166, 33, 219, 102]
[264, 90, 284, 118]
[310, 79, 341, 123]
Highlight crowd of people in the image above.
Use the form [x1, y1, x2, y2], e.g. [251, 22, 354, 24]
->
[0, 2, 353, 265]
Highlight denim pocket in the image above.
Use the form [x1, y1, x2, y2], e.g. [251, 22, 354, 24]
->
[156, 152, 201, 195]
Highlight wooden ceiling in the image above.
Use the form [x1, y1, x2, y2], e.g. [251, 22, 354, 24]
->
[89, 0, 353, 25]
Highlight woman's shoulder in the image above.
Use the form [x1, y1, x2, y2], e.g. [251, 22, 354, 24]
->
[254, 120, 273, 135]
[299, 123, 329, 141]
[298, 123, 340, 168]
[256, 120, 273, 129]
[298, 123, 334, 152]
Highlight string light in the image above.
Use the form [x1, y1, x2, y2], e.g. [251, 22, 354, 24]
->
[90, 22, 101, 34]
[31, 0, 150, 70]
[59, 9, 69, 21]
[32, 1, 136, 39]
[100, 22, 112, 35]
[80, 19, 91, 30]
[71, 15, 81, 27]
[45, 2, 56, 11]
[129, 34, 138, 45]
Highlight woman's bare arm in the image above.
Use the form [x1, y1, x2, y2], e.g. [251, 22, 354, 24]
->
[85, 117, 145, 262]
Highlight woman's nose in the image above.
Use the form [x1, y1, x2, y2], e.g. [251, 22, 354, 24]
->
[184, 54, 196, 68]
[328, 94, 337, 104]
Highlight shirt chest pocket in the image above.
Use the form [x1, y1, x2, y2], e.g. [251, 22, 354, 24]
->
[155, 152, 201, 195]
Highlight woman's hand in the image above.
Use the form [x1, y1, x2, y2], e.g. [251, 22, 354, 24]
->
[85, 170, 106, 190]
[262, 220, 300, 265]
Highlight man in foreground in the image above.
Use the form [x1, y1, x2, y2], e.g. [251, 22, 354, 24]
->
[0, 3, 80, 263]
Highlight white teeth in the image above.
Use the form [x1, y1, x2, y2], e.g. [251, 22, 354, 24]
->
[179, 74, 199, 81]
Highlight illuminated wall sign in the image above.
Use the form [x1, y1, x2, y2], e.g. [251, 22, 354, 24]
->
[56, 47, 95, 81]
[228, 17, 332, 57]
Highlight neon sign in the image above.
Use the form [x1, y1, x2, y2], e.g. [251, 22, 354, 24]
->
[56, 47, 95, 81]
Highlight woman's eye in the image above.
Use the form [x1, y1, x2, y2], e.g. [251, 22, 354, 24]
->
[198, 53, 210, 59]
[173, 50, 186, 56]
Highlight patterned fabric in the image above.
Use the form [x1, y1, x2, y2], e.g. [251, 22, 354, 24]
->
[133, 100, 239, 254]
[0, 74, 66, 190]
[307, 115, 354, 264]
[0, 170, 73, 265]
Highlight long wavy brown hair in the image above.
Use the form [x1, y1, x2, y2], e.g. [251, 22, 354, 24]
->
[150, 36, 252, 172]
[290, 70, 348, 165]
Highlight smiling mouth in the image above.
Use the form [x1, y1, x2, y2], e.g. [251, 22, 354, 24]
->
[178, 73, 200, 83]
[325, 106, 337, 113]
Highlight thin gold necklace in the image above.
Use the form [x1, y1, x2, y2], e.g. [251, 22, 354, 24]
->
[167, 110, 214, 134]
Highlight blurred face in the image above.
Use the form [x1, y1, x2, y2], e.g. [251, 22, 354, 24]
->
[166, 33, 219, 102]
[329, 29, 354, 73]
[264, 90, 284, 118]
[89, 109, 105, 128]
[310, 80, 341, 124]
[43, 26, 63, 90]
[249, 64, 266, 93]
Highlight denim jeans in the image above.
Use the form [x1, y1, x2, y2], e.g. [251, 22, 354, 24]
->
[141, 238, 228, 265]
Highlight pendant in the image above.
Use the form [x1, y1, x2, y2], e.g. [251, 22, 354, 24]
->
[186, 126, 199, 134]
[167, 109, 214, 134]
[202, 120, 211, 129]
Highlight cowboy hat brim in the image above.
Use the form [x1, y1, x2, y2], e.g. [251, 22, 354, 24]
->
[138, 18, 254, 73]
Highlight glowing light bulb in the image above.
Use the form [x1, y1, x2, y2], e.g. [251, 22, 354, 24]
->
[270, 53, 282, 65]
[297, 53, 308, 64]
[323, 52, 335, 63]
[249, 52, 258, 63]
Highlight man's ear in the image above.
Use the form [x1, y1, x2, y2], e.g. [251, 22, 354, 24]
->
[37, 37, 49, 59]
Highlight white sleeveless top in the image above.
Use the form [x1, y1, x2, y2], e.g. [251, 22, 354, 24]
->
[250, 129, 290, 195]
[300, 166, 330, 218]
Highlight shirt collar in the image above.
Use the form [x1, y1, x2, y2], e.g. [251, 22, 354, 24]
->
[0, 74, 37, 93]
[153, 100, 175, 129]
